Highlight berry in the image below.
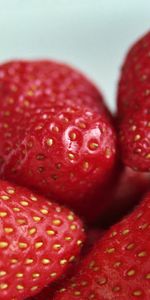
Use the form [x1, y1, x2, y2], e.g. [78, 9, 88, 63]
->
[0, 180, 85, 300]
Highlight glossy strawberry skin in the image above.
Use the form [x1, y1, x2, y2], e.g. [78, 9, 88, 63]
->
[0, 61, 117, 222]
[117, 32, 150, 171]
[119, 107, 150, 171]
[0, 180, 85, 300]
[101, 166, 150, 227]
[28, 228, 104, 300]
[0, 60, 106, 169]
[53, 193, 150, 300]
[117, 31, 150, 116]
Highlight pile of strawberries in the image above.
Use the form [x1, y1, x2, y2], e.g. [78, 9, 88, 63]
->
[0, 31, 149, 300]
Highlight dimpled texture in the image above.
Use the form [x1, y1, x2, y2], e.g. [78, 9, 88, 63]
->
[117, 31, 150, 116]
[119, 107, 150, 171]
[29, 228, 104, 300]
[117, 32, 150, 171]
[0, 60, 105, 167]
[53, 193, 150, 300]
[0, 180, 85, 300]
[0, 61, 117, 221]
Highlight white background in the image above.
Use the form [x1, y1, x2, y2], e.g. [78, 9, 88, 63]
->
[0, 0, 149, 111]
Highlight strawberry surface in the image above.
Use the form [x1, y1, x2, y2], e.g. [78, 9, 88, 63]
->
[101, 166, 150, 226]
[117, 31, 150, 171]
[28, 228, 104, 300]
[0, 60, 117, 222]
[53, 192, 150, 300]
[0, 180, 85, 300]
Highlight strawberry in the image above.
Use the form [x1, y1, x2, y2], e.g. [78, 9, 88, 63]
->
[0, 60, 117, 222]
[28, 228, 104, 300]
[0, 60, 105, 169]
[119, 107, 150, 171]
[117, 31, 150, 116]
[0, 180, 85, 300]
[53, 192, 150, 300]
[117, 31, 150, 171]
[101, 166, 150, 226]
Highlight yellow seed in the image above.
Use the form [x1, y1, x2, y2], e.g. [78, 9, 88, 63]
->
[53, 244, 61, 250]
[0, 242, 8, 248]
[19, 242, 28, 249]
[0, 271, 6, 277]
[113, 261, 122, 268]
[98, 277, 107, 285]
[134, 134, 141, 141]
[138, 251, 147, 257]
[50, 272, 57, 277]
[78, 122, 86, 129]
[65, 236, 72, 241]
[46, 229, 56, 236]
[20, 201, 29, 207]
[133, 290, 142, 296]
[106, 247, 115, 254]
[69, 256, 75, 262]
[89, 142, 99, 150]
[145, 273, 150, 279]
[145, 153, 150, 159]
[126, 243, 135, 250]
[1, 195, 10, 200]
[70, 132, 76, 140]
[74, 291, 81, 296]
[46, 138, 53, 146]
[31, 286, 38, 291]
[28, 228, 36, 235]
[0, 283, 8, 290]
[105, 148, 111, 158]
[25, 258, 33, 265]
[17, 219, 26, 225]
[30, 195, 38, 201]
[16, 285, 24, 290]
[83, 161, 89, 170]
[122, 229, 130, 235]
[60, 259, 67, 265]
[70, 224, 77, 230]
[40, 209, 48, 215]
[35, 242, 43, 249]
[111, 231, 117, 237]
[4, 227, 13, 234]
[127, 269, 136, 276]
[33, 216, 41, 222]
[16, 273, 23, 278]
[67, 214, 74, 221]
[77, 240, 83, 246]
[52, 219, 62, 226]
[13, 207, 20, 212]
[81, 281, 88, 286]
[0, 212, 7, 217]
[7, 188, 15, 194]
[32, 273, 40, 278]
[68, 153, 75, 160]
[112, 286, 121, 292]
[59, 288, 66, 293]
[42, 258, 51, 265]
[10, 259, 18, 264]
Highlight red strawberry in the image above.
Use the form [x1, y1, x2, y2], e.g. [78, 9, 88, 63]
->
[28, 228, 104, 300]
[119, 107, 150, 171]
[101, 166, 150, 226]
[117, 31, 150, 116]
[0, 60, 117, 222]
[117, 31, 150, 171]
[0, 180, 85, 300]
[53, 192, 150, 300]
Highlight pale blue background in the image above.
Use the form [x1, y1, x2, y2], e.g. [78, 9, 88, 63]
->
[0, 0, 149, 110]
